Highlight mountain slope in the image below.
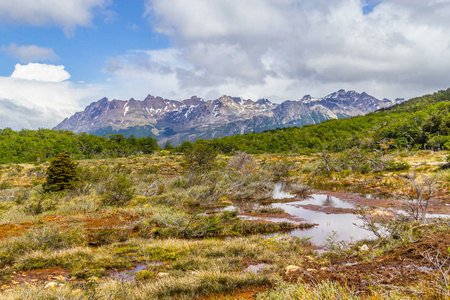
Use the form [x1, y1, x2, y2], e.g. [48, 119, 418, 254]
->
[55, 90, 401, 144]
[200, 88, 450, 153]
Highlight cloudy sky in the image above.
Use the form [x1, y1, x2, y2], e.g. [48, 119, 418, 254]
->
[1, 0, 450, 129]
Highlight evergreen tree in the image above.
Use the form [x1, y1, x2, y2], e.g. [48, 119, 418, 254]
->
[43, 152, 78, 192]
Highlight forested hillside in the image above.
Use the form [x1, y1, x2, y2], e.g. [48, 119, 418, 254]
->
[0, 129, 159, 163]
[1, 88, 450, 164]
[195, 88, 450, 153]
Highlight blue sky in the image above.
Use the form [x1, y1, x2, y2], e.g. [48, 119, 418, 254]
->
[1, 0, 450, 129]
[0, 1, 169, 83]
[362, 0, 381, 15]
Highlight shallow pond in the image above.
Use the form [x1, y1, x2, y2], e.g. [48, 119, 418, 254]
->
[227, 183, 449, 247]
[238, 183, 376, 246]
[271, 197, 373, 245]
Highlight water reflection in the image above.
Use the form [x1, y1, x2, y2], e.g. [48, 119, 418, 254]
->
[292, 194, 356, 209]
[272, 201, 373, 245]
[272, 182, 295, 199]
[243, 188, 374, 246]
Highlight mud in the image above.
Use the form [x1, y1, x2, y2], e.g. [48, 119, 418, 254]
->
[292, 203, 357, 214]
[198, 286, 270, 300]
[0, 222, 32, 241]
[284, 229, 450, 294]
[1, 267, 71, 291]
[241, 212, 307, 223]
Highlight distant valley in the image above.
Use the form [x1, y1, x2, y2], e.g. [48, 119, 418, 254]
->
[55, 90, 404, 145]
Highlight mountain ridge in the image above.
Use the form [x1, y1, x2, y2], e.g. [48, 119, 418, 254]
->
[55, 90, 403, 145]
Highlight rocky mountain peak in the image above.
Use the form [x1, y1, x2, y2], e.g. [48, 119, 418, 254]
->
[55, 90, 401, 145]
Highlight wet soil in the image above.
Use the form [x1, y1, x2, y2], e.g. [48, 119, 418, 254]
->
[197, 286, 270, 300]
[241, 212, 307, 223]
[292, 203, 357, 214]
[1, 267, 70, 291]
[284, 229, 450, 294]
[0, 222, 32, 241]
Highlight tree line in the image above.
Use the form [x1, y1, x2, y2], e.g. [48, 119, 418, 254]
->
[186, 88, 450, 154]
[0, 129, 159, 164]
[2, 88, 450, 163]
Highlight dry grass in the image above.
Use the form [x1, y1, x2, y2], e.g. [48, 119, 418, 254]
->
[0, 151, 449, 299]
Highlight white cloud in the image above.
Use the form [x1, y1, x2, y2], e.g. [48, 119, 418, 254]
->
[0, 0, 110, 35]
[123, 0, 450, 100]
[11, 63, 71, 82]
[1, 44, 58, 62]
[0, 76, 103, 130]
[0, 63, 105, 130]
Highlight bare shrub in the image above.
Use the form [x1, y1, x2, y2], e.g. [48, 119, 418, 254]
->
[420, 247, 450, 298]
[398, 172, 444, 222]
[227, 152, 255, 175]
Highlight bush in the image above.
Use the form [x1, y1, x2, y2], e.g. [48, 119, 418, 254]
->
[264, 158, 295, 178]
[227, 151, 255, 175]
[384, 160, 410, 172]
[101, 174, 135, 206]
[43, 152, 78, 192]
[24, 191, 57, 215]
[183, 144, 218, 173]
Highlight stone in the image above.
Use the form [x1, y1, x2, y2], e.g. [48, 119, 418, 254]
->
[44, 282, 58, 289]
[359, 244, 369, 252]
[157, 272, 169, 279]
[285, 265, 301, 276]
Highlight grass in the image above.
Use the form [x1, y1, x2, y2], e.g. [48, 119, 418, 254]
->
[257, 280, 360, 300]
[0, 151, 449, 299]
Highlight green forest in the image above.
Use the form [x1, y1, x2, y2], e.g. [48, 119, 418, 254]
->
[194, 88, 450, 154]
[1, 88, 450, 164]
[0, 129, 159, 164]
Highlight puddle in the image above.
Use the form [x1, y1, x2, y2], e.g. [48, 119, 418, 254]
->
[359, 193, 392, 200]
[272, 182, 295, 199]
[292, 194, 356, 209]
[222, 205, 238, 212]
[113, 265, 147, 281]
[391, 208, 450, 220]
[112, 262, 164, 281]
[235, 194, 374, 246]
[311, 182, 392, 200]
[245, 263, 272, 273]
[274, 201, 373, 246]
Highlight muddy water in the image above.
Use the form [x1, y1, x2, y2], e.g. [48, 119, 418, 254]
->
[271, 197, 373, 245]
[241, 183, 375, 246]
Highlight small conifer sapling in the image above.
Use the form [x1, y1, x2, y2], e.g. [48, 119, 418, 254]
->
[44, 152, 78, 192]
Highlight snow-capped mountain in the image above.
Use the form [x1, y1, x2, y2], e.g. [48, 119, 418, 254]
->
[54, 90, 403, 145]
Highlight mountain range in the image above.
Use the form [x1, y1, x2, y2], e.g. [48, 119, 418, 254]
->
[54, 90, 404, 145]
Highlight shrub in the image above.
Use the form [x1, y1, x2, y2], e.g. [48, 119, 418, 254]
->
[24, 191, 57, 215]
[43, 152, 78, 192]
[0, 225, 85, 266]
[263, 158, 295, 178]
[101, 174, 135, 206]
[257, 280, 359, 300]
[183, 144, 218, 173]
[227, 151, 255, 175]
[384, 159, 410, 172]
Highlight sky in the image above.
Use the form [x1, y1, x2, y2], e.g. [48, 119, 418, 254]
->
[1, 0, 450, 129]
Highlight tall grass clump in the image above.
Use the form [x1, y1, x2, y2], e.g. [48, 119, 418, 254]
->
[0, 225, 85, 266]
[257, 280, 359, 300]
